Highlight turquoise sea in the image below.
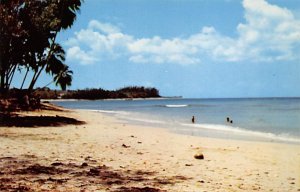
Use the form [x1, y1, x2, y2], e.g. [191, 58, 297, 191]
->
[51, 98, 300, 144]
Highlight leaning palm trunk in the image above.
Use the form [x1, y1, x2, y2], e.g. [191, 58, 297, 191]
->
[20, 68, 29, 90]
[0, 0, 82, 95]
[28, 32, 58, 92]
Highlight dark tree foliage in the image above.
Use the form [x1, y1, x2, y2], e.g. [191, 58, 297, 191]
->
[61, 86, 161, 100]
[0, 0, 82, 97]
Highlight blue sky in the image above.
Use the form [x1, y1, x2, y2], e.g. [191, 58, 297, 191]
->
[39, 0, 300, 97]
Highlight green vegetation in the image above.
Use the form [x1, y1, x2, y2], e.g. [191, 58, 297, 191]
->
[0, 1, 160, 112]
[0, 86, 160, 111]
[35, 86, 160, 100]
[0, 0, 82, 98]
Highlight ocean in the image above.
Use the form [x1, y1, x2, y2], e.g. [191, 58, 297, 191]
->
[51, 98, 300, 144]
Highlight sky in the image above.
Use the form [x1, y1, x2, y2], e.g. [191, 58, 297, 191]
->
[35, 0, 300, 98]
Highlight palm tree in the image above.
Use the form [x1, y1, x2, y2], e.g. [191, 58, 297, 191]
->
[53, 65, 73, 91]
[0, 0, 82, 95]
[27, 0, 82, 92]
[0, 0, 27, 95]
[43, 43, 73, 90]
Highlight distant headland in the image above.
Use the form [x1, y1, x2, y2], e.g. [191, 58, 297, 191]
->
[27, 86, 160, 100]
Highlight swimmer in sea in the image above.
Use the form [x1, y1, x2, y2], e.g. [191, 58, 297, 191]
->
[192, 116, 195, 123]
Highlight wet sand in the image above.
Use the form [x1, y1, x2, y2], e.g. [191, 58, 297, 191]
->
[0, 109, 299, 191]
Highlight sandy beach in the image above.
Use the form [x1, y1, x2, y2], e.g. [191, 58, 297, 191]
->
[0, 108, 299, 192]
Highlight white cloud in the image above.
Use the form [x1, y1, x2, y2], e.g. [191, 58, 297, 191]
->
[88, 20, 121, 34]
[235, 0, 300, 62]
[127, 36, 199, 65]
[243, 0, 293, 20]
[66, 46, 98, 65]
[65, 0, 300, 65]
[66, 22, 133, 65]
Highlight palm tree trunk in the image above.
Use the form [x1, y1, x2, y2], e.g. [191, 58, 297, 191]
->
[8, 65, 17, 88]
[42, 80, 54, 89]
[28, 68, 39, 92]
[0, 70, 5, 94]
[28, 32, 58, 92]
[7, 63, 18, 87]
[0, 57, 7, 93]
[20, 67, 29, 89]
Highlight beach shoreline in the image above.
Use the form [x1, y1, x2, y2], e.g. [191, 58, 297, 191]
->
[49, 97, 300, 146]
[0, 108, 299, 191]
[41, 97, 179, 102]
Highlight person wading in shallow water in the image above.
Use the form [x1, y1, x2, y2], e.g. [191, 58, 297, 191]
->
[227, 117, 233, 124]
[192, 116, 195, 123]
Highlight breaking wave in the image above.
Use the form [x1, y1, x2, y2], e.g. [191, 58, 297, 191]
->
[182, 123, 300, 144]
[164, 104, 188, 108]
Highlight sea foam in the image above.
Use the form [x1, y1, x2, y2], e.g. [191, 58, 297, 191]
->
[82, 109, 129, 115]
[182, 123, 300, 144]
[165, 104, 188, 108]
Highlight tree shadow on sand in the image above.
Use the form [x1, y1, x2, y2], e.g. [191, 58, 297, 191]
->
[0, 156, 191, 191]
[0, 113, 85, 127]
[0, 101, 85, 128]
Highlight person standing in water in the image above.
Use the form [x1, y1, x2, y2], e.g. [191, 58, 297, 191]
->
[192, 116, 195, 123]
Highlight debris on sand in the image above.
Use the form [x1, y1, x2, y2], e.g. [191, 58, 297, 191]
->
[115, 187, 166, 192]
[194, 153, 204, 160]
[122, 144, 130, 148]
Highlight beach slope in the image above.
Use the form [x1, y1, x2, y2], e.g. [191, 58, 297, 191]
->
[0, 109, 299, 191]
